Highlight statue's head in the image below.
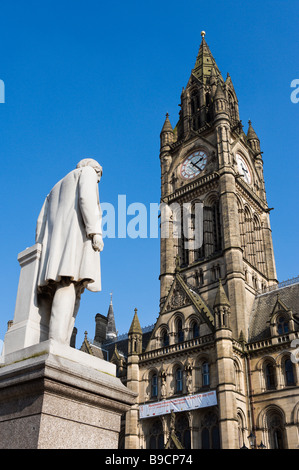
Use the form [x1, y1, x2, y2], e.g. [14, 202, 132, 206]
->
[76, 158, 103, 182]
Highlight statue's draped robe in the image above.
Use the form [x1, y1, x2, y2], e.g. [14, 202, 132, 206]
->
[35, 166, 102, 292]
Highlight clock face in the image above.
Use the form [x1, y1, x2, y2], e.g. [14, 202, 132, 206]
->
[236, 154, 251, 185]
[181, 151, 208, 180]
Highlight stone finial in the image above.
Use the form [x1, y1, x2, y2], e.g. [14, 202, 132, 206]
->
[129, 308, 143, 335]
[161, 113, 173, 134]
[213, 279, 230, 308]
[247, 120, 260, 141]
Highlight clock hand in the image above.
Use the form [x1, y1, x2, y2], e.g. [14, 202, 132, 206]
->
[191, 157, 205, 169]
[191, 161, 201, 170]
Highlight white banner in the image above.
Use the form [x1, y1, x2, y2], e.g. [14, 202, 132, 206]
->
[139, 390, 217, 419]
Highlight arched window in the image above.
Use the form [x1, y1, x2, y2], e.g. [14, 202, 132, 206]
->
[244, 207, 255, 266]
[234, 361, 241, 392]
[201, 412, 220, 449]
[202, 427, 210, 449]
[177, 319, 184, 343]
[265, 362, 276, 390]
[266, 411, 285, 449]
[237, 412, 246, 448]
[179, 206, 189, 267]
[192, 202, 204, 261]
[161, 329, 169, 347]
[148, 419, 164, 449]
[192, 197, 223, 261]
[284, 358, 295, 386]
[204, 200, 222, 257]
[192, 321, 199, 339]
[277, 316, 289, 335]
[202, 362, 210, 387]
[212, 201, 222, 253]
[175, 367, 183, 393]
[175, 414, 191, 449]
[237, 199, 246, 254]
[272, 429, 284, 449]
[253, 215, 266, 274]
[151, 373, 158, 398]
[211, 426, 220, 449]
[118, 432, 125, 449]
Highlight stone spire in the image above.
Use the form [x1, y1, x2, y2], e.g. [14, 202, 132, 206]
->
[106, 292, 117, 340]
[192, 31, 223, 85]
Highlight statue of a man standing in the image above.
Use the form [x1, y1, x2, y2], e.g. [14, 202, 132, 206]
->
[35, 158, 104, 345]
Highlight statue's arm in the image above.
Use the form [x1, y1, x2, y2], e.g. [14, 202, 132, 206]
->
[78, 167, 103, 251]
[35, 196, 49, 243]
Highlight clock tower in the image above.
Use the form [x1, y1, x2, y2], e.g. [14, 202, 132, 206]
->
[159, 31, 277, 341]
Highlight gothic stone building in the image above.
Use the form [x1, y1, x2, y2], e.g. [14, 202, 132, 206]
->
[82, 32, 299, 450]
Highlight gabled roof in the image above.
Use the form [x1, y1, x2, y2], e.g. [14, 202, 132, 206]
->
[161, 272, 215, 329]
[80, 331, 105, 359]
[110, 344, 125, 363]
[271, 294, 291, 316]
[248, 282, 299, 342]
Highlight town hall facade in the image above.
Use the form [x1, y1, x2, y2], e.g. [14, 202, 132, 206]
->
[81, 32, 299, 449]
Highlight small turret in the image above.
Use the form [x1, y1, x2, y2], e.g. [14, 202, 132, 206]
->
[125, 309, 142, 448]
[247, 120, 261, 154]
[128, 308, 143, 355]
[160, 113, 174, 150]
[213, 279, 231, 330]
[160, 113, 173, 198]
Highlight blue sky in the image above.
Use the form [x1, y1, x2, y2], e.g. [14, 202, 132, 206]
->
[0, 0, 298, 348]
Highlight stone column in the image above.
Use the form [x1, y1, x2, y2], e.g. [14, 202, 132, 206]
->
[125, 310, 142, 449]
[215, 328, 239, 448]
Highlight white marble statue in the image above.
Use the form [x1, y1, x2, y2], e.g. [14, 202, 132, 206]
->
[35, 158, 104, 344]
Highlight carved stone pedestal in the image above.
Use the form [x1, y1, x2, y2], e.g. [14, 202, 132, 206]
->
[0, 340, 136, 449]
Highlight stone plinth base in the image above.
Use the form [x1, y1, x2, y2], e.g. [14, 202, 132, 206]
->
[0, 340, 136, 449]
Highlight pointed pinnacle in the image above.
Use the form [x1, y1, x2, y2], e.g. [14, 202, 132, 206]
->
[129, 308, 142, 335]
[213, 279, 230, 308]
[161, 113, 173, 134]
[247, 120, 259, 141]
